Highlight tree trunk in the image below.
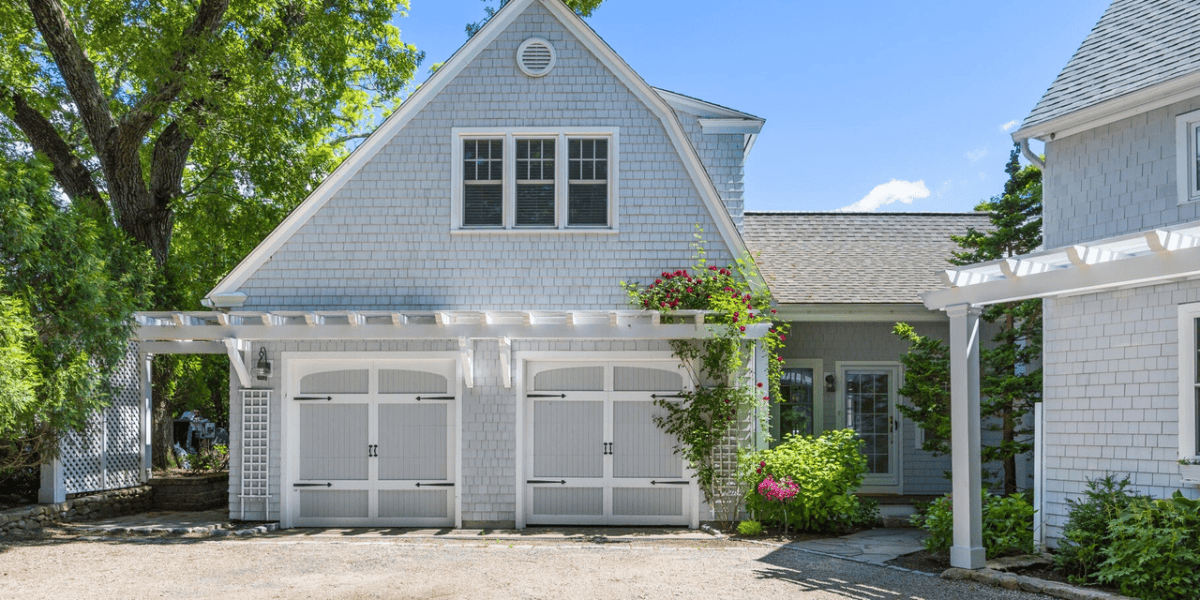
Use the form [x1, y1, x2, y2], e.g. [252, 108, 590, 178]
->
[151, 357, 176, 470]
[1003, 403, 1016, 495]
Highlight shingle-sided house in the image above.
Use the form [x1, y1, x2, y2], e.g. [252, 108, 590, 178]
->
[134, 0, 774, 529]
[922, 0, 1200, 569]
[743, 213, 1025, 509]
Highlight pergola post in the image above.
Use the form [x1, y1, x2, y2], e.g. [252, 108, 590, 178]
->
[140, 351, 153, 482]
[947, 303, 985, 569]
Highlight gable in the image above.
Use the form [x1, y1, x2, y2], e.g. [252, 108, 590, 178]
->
[210, 0, 750, 312]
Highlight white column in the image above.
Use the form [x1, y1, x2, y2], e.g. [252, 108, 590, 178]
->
[753, 340, 768, 450]
[947, 303, 984, 569]
[38, 458, 65, 504]
[141, 352, 154, 482]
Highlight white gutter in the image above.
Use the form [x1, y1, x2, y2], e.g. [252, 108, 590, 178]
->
[1019, 139, 1045, 170]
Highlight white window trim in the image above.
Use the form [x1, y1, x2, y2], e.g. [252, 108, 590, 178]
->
[1175, 109, 1200, 205]
[451, 127, 620, 232]
[773, 359, 822, 442]
[1178, 302, 1200, 460]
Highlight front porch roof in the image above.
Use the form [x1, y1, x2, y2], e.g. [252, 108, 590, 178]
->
[921, 221, 1200, 310]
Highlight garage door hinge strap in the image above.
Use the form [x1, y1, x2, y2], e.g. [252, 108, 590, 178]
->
[415, 482, 455, 487]
[651, 481, 691, 485]
[293, 483, 332, 488]
[526, 480, 566, 484]
[294, 396, 332, 401]
[527, 393, 566, 398]
[651, 394, 685, 399]
[415, 396, 455, 401]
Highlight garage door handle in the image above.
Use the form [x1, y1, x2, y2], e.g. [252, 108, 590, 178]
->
[293, 483, 332, 488]
[415, 482, 455, 487]
[526, 480, 566, 484]
[650, 481, 690, 485]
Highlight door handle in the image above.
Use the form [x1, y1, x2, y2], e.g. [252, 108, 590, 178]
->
[367, 444, 378, 457]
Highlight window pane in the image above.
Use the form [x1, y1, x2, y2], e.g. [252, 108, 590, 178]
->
[516, 184, 555, 226]
[464, 184, 502, 227]
[568, 183, 607, 226]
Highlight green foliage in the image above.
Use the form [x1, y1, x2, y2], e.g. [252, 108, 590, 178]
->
[895, 144, 1042, 494]
[1054, 475, 1147, 583]
[189, 443, 229, 474]
[1094, 492, 1200, 600]
[892, 323, 950, 455]
[622, 230, 787, 527]
[912, 490, 1036, 559]
[736, 520, 764, 536]
[0, 159, 154, 468]
[743, 430, 868, 532]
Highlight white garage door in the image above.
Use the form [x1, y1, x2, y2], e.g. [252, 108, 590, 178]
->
[286, 358, 456, 527]
[524, 360, 695, 526]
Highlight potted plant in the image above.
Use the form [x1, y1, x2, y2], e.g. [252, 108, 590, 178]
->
[1178, 458, 1200, 484]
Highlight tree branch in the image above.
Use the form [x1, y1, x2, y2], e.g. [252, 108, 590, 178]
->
[6, 89, 106, 217]
[328, 132, 371, 147]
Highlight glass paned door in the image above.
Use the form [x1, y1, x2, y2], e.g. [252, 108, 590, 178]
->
[771, 367, 815, 445]
[843, 365, 900, 488]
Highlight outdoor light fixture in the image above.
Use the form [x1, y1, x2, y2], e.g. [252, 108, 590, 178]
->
[254, 347, 271, 381]
[824, 373, 836, 393]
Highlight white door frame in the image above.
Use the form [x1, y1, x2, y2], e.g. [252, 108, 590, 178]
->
[773, 358, 823, 442]
[836, 361, 904, 493]
[278, 351, 462, 528]
[513, 351, 697, 529]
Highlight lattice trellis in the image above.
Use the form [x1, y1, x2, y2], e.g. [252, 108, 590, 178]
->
[239, 389, 271, 519]
[61, 342, 143, 494]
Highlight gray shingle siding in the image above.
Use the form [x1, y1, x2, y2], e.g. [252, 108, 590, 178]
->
[675, 110, 747, 231]
[236, 2, 735, 311]
[1044, 96, 1200, 247]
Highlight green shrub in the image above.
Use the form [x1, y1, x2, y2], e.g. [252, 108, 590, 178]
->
[851, 497, 880, 528]
[743, 429, 868, 532]
[737, 520, 764, 536]
[1054, 475, 1146, 583]
[912, 490, 1035, 559]
[1094, 492, 1200, 600]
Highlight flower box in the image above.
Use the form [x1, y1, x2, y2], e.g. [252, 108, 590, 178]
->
[1179, 462, 1200, 485]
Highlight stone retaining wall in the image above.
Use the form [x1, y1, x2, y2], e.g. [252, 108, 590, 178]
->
[0, 486, 152, 536]
[148, 473, 228, 511]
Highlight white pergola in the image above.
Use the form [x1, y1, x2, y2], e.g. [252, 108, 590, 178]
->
[920, 222, 1200, 569]
[135, 308, 768, 389]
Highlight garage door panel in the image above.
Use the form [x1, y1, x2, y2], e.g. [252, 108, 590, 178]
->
[612, 488, 683, 517]
[533, 366, 604, 391]
[299, 490, 369, 519]
[613, 366, 682, 391]
[379, 369, 447, 394]
[378, 490, 449, 519]
[378, 404, 448, 480]
[612, 401, 681, 478]
[533, 401, 603, 478]
[300, 404, 368, 480]
[300, 369, 369, 394]
[532, 487, 603, 516]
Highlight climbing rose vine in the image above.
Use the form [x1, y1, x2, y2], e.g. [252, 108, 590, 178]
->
[621, 230, 788, 529]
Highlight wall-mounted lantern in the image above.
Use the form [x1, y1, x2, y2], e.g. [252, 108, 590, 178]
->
[254, 347, 271, 381]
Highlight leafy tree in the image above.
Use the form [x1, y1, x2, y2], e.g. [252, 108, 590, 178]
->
[0, 159, 154, 470]
[1, 0, 423, 466]
[895, 144, 1042, 495]
[466, 0, 604, 36]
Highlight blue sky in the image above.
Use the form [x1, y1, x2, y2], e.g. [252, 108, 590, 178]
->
[395, 0, 1113, 213]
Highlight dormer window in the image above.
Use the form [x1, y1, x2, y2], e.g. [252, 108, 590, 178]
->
[451, 128, 619, 232]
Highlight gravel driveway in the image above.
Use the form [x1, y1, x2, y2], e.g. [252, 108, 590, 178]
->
[1, 534, 1045, 600]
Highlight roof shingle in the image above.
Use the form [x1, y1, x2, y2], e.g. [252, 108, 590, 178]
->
[743, 212, 991, 305]
[1022, 0, 1200, 131]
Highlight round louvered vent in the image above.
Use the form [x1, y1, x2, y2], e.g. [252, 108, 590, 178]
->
[517, 38, 556, 77]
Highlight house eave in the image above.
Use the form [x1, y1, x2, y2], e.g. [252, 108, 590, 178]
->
[1013, 70, 1200, 143]
[773, 303, 944, 323]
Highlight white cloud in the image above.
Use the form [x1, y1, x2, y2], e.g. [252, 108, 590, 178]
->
[836, 180, 931, 212]
[966, 148, 988, 163]
[1001, 120, 1020, 132]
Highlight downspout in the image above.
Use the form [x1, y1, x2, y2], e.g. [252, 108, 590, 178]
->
[1019, 138, 1046, 170]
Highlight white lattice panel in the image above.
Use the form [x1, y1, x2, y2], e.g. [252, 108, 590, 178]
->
[61, 342, 143, 494]
[240, 389, 271, 518]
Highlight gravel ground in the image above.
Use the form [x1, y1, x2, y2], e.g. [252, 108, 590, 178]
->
[0, 535, 1048, 600]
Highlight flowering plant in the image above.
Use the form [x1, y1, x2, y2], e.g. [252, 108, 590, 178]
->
[621, 228, 789, 529]
[758, 474, 799, 503]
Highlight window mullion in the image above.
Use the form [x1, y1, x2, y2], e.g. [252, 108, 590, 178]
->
[557, 132, 568, 229]
[505, 134, 515, 229]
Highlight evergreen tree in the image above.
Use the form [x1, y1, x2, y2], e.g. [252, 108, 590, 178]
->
[896, 144, 1042, 494]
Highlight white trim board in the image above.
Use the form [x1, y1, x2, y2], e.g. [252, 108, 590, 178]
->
[206, 0, 753, 301]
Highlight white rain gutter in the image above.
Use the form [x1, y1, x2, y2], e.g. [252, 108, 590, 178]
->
[1019, 138, 1045, 170]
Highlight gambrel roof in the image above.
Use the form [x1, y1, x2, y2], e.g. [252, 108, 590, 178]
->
[1015, 0, 1200, 141]
[743, 212, 990, 305]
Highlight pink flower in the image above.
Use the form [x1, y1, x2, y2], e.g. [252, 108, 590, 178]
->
[655, 279, 662, 284]
[686, 287, 693, 293]
[757, 382, 763, 388]
[780, 335, 786, 341]
[739, 326, 746, 332]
